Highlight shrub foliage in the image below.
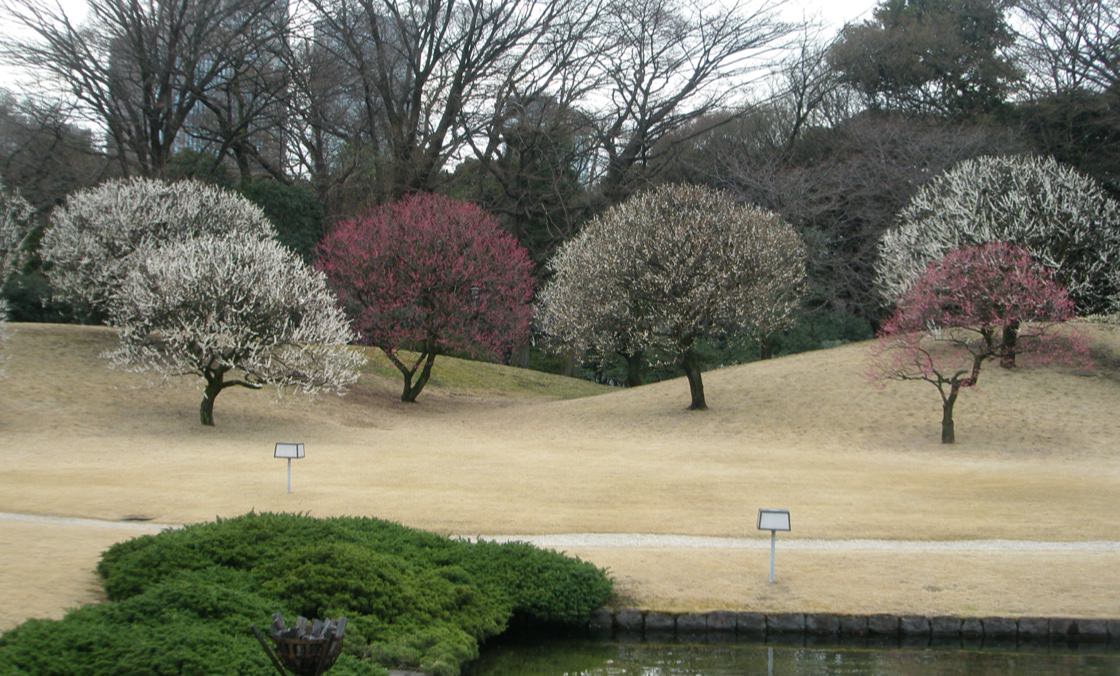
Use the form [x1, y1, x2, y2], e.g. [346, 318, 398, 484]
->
[0, 513, 612, 676]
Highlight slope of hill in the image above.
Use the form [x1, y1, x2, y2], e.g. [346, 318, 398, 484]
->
[1, 322, 1118, 625]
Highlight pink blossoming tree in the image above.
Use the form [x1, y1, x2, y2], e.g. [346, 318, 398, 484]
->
[870, 242, 1089, 444]
[318, 193, 534, 402]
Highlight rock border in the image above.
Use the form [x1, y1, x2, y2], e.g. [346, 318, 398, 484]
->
[586, 609, 1118, 645]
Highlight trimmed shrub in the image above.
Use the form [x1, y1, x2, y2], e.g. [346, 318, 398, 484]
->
[0, 513, 611, 675]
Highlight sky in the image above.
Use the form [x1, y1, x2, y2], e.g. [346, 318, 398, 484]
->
[0, 0, 881, 100]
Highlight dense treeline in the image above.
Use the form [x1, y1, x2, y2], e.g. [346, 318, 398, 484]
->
[0, 0, 1117, 380]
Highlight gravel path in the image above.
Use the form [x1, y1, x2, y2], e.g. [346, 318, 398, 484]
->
[4, 512, 1118, 553]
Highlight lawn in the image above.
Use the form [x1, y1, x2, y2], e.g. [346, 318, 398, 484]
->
[1, 322, 1118, 629]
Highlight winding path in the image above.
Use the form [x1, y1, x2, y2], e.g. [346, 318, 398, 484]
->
[4, 511, 1118, 553]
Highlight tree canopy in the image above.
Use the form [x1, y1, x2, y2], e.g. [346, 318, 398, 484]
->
[829, 0, 1019, 117]
[41, 178, 277, 318]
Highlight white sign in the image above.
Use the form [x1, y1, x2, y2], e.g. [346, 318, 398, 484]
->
[275, 442, 305, 494]
[274, 442, 305, 459]
[757, 509, 791, 532]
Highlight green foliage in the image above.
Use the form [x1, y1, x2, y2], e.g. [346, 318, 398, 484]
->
[165, 154, 326, 261]
[240, 178, 325, 262]
[166, 149, 234, 188]
[829, 0, 1018, 117]
[1, 513, 611, 675]
[768, 309, 874, 356]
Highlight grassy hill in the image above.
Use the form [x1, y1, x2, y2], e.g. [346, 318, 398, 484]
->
[1, 321, 1118, 624]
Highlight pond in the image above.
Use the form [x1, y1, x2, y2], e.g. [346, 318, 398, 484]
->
[465, 636, 1120, 675]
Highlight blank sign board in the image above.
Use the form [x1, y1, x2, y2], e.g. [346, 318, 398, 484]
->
[757, 509, 791, 531]
[275, 442, 305, 459]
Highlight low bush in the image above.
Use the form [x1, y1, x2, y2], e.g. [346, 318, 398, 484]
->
[0, 513, 612, 675]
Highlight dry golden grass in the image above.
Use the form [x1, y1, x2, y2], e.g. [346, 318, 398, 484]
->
[566, 547, 1120, 618]
[0, 521, 156, 629]
[1, 322, 1118, 629]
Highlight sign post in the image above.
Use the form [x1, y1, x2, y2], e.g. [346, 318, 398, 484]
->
[274, 443, 305, 493]
[757, 508, 791, 584]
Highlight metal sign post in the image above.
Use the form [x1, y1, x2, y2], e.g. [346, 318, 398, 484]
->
[274, 443, 305, 493]
[757, 509, 791, 584]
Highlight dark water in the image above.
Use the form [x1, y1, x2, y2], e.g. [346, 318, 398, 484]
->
[465, 637, 1120, 675]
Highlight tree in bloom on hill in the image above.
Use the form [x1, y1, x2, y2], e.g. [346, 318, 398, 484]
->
[110, 234, 364, 426]
[537, 183, 806, 410]
[41, 177, 277, 318]
[870, 242, 1089, 444]
[317, 193, 534, 403]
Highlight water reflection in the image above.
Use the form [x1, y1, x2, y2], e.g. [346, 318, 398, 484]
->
[466, 636, 1120, 675]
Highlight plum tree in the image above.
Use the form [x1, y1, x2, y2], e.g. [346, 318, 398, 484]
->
[538, 184, 806, 410]
[871, 242, 1088, 443]
[109, 233, 363, 425]
[317, 193, 534, 403]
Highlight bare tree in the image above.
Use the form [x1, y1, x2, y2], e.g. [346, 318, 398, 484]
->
[298, 0, 599, 201]
[0, 91, 110, 211]
[1, 0, 288, 177]
[1013, 0, 1120, 96]
[589, 0, 794, 201]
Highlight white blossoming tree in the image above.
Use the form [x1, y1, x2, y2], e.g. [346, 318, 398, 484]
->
[538, 184, 807, 410]
[42, 177, 276, 317]
[109, 233, 364, 426]
[876, 155, 1120, 315]
[0, 181, 37, 361]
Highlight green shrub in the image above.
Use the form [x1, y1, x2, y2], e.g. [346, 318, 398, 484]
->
[240, 179, 324, 262]
[2, 513, 612, 675]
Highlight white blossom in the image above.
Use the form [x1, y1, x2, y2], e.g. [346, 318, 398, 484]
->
[876, 155, 1120, 313]
[538, 183, 806, 366]
[107, 233, 364, 423]
[0, 181, 37, 365]
[42, 177, 277, 315]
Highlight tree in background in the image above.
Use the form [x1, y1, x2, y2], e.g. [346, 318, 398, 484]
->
[460, 96, 598, 274]
[538, 184, 806, 409]
[317, 193, 534, 403]
[663, 111, 1016, 327]
[109, 233, 363, 425]
[1012, 0, 1119, 96]
[871, 242, 1087, 443]
[0, 181, 35, 362]
[239, 178, 325, 262]
[1, 0, 287, 178]
[299, 0, 597, 202]
[0, 92, 109, 212]
[590, 0, 795, 202]
[829, 0, 1018, 117]
[876, 155, 1120, 318]
[41, 178, 276, 319]
[1010, 0, 1120, 194]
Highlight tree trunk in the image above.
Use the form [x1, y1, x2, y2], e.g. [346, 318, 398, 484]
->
[200, 371, 224, 426]
[383, 346, 438, 403]
[680, 349, 706, 410]
[941, 385, 960, 444]
[1000, 322, 1019, 368]
[624, 352, 643, 387]
[403, 351, 438, 403]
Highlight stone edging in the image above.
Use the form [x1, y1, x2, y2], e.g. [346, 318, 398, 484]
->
[586, 609, 1119, 645]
